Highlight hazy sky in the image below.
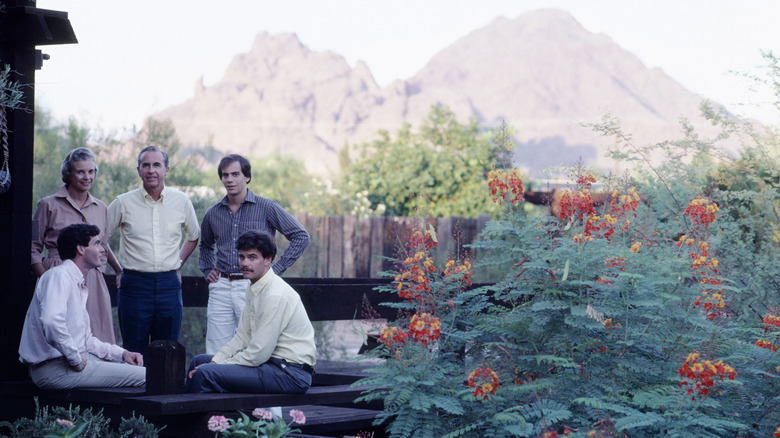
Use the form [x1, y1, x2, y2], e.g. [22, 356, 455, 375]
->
[34, 0, 780, 136]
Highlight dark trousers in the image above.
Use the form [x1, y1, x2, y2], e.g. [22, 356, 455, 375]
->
[185, 354, 312, 394]
[118, 270, 182, 356]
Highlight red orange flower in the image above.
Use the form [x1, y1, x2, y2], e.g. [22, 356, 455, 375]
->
[488, 168, 524, 205]
[378, 325, 407, 348]
[443, 258, 473, 288]
[468, 366, 499, 400]
[755, 339, 778, 352]
[609, 187, 641, 214]
[763, 313, 780, 331]
[408, 313, 441, 346]
[559, 188, 595, 223]
[678, 352, 736, 400]
[684, 197, 719, 227]
[604, 256, 626, 270]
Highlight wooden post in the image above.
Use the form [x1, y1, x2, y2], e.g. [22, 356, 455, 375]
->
[356, 216, 372, 277]
[145, 340, 186, 395]
[0, 2, 76, 381]
[342, 215, 357, 277]
[327, 215, 344, 277]
[369, 216, 386, 277]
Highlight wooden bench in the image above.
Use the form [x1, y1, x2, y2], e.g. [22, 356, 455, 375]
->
[123, 384, 374, 416]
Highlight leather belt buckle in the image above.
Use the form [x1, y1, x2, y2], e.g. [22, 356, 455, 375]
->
[220, 272, 245, 281]
[281, 359, 315, 374]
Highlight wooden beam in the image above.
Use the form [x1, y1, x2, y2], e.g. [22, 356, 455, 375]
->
[0, 3, 76, 382]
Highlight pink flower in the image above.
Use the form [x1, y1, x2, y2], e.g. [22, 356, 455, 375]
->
[252, 408, 274, 422]
[289, 409, 306, 425]
[55, 418, 74, 428]
[207, 415, 230, 433]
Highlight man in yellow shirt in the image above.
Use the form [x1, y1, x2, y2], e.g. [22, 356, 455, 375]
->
[185, 230, 316, 393]
[107, 146, 200, 356]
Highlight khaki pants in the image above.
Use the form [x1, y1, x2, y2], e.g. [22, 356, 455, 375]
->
[29, 354, 145, 390]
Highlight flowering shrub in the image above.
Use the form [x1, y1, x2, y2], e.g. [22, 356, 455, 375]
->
[206, 409, 305, 438]
[356, 95, 780, 437]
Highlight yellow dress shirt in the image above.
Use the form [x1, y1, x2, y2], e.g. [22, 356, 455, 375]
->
[107, 186, 200, 272]
[212, 270, 316, 367]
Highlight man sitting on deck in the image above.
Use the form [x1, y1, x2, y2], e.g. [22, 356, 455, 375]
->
[186, 230, 316, 393]
[19, 223, 145, 390]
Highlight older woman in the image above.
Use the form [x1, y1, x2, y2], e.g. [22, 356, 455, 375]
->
[31, 147, 122, 343]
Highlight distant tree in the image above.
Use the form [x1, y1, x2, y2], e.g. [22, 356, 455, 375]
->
[31, 107, 64, 204]
[342, 105, 504, 218]
[133, 117, 208, 188]
[239, 152, 316, 212]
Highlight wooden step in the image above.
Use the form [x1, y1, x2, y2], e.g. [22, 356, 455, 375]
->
[123, 385, 373, 416]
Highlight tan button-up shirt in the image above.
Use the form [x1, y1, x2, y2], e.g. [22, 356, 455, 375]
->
[107, 186, 200, 272]
[212, 270, 316, 367]
[31, 185, 109, 269]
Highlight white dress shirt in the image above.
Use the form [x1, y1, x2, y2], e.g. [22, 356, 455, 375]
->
[19, 260, 125, 367]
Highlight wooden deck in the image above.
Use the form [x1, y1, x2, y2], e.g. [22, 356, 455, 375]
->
[1, 361, 383, 437]
[1, 277, 394, 437]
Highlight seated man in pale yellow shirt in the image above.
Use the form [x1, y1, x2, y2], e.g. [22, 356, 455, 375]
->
[185, 230, 316, 393]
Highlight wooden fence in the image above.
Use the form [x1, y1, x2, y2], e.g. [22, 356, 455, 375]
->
[281, 214, 494, 278]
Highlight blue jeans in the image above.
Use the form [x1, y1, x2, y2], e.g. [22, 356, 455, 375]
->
[185, 354, 312, 394]
[118, 270, 182, 356]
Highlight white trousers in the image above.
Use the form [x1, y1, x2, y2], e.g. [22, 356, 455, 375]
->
[30, 353, 145, 390]
[206, 277, 250, 354]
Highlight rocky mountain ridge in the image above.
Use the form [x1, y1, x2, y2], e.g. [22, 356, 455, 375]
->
[156, 9, 727, 177]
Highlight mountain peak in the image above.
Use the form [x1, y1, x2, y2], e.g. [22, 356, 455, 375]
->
[157, 11, 729, 177]
[250, 32, 305, 54]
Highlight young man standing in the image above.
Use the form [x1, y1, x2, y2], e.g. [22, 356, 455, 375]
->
[186, 230, 316, 394]
[19, 223, 145, 390]
[107, 145, 200, 356]
[199, 154, 309, 354]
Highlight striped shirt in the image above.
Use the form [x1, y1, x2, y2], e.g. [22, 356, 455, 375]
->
[198, 189, 309, 277]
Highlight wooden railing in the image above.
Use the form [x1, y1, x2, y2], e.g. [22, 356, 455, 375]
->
[107, 276, 399, 321]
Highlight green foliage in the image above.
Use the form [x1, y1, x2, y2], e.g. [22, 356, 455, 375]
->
[0, 399, 161, 438]
[343, 105, 505, 218]
[1, 64, 24, 110]
[357, 53, 780, 437]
